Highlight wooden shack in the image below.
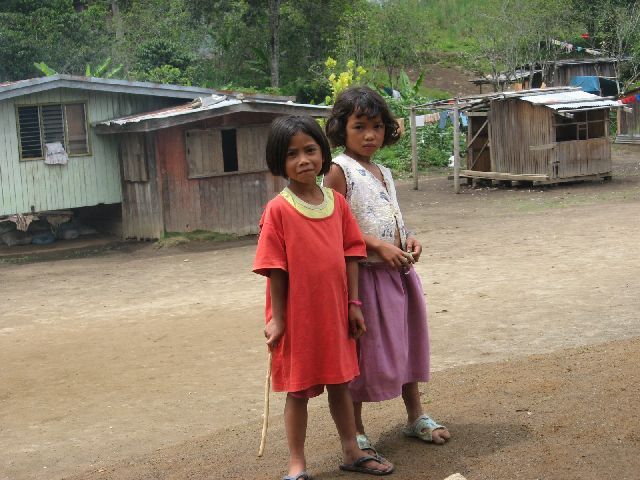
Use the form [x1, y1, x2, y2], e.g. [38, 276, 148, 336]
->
[616, 87, 640, 144]
[0, 75, 215, 220]
[95, 94, 329, 239]
[471, 58, 621, 93]
[462, 88, 620, 184]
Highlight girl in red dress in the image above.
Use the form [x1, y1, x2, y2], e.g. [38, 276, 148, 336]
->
[253, 115, 394, 479]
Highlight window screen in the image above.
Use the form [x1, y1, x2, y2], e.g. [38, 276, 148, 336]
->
[17, 106, 42, 159]
[17, 103, 89, 160]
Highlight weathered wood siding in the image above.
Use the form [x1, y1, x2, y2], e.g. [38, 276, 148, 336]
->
[120, 133, 164, 239]
[553, 137, 611, 177]
[617, 103, 640, 144]
[157, 124, 283, 236]
[489, 99, 554, 174]
[466, 115, 491, 171]
[552, 63, 617, 86]
[0, 88, 175, 216]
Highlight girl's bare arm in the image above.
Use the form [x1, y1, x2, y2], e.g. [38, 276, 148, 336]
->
[323, 163, 347, 196]
[346, 258, 365, 339]
[265, 269, 287, 347]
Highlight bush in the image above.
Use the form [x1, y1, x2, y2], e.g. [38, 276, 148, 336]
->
[373, 91, 465, 173]
[289, 77, 331, 104]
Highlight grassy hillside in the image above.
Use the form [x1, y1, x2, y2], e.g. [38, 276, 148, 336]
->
[421, 0, 481, 58]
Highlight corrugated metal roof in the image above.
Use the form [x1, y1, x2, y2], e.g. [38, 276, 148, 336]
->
[101, 95, 241, 125]
[94, 95, 331, 133]
[0, 74, 220, 101]
[519, 90, 620, 110]
[98, 95, 329, 126]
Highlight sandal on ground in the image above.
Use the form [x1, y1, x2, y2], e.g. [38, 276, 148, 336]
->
[356, 433, 379, 456]
[282, 472, 310, 480]
[402, 414, 447, 443]
[339, 455, 394, 476]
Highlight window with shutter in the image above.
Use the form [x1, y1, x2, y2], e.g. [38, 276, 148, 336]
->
[186, 128, 240, 178]
[16, 103, 90, 160]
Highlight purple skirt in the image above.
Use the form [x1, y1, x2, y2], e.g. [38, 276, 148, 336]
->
[349, 263, 430, 402]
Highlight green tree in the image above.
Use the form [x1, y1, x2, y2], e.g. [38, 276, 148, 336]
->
[0, 0, 112, 80]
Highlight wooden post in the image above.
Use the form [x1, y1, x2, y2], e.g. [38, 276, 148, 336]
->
[410, 106, 418, 190]
[453, 98, 460, 194]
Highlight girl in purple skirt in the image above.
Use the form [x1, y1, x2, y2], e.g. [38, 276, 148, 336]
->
[324, 86, 451, 454]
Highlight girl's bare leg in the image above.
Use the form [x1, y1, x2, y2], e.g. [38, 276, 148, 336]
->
[284, 394, 308, 476]
[326, 383, 393, 473]
[402, 382, 451, 444]
[353, 401, 365, 434]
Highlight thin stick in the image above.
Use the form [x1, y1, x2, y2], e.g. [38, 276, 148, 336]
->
[258, 351, 272, 457]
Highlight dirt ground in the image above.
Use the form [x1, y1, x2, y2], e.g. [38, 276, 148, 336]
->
[1, 145, 639, 480]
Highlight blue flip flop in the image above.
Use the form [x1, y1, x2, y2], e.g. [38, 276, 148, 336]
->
[339, 455, 394, 476]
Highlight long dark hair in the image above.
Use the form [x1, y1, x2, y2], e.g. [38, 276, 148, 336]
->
[325, 86, 400, 148]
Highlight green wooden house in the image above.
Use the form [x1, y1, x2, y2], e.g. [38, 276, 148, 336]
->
[0, 75, 214, 219]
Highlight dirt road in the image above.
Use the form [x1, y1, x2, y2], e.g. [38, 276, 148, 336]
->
[1, 145, 639, 480]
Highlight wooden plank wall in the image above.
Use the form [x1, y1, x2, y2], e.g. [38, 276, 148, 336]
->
[120, 133, 164, 239]
[489, 99, 553, 174]
[617, 103, 640, 144]
[0, 88, 176, 216]
[466, 115, 491, 171]
[553, 63, 617, 86]
[554, 137, 611, 178]
[157, 124, 279, 235]
[121, 133, 149, 182]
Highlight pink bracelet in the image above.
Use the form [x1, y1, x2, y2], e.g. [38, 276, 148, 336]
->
[348, 299, 363, 307]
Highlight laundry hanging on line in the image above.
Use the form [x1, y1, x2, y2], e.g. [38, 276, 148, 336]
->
[412, 111, 467, 129]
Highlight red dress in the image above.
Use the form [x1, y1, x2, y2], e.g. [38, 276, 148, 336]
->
[253, 187, 366, 392]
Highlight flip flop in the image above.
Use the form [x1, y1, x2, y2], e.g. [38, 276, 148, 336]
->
[282, 472, 310, 480]
[339, 455, 394, 476]
[402, 414, 447, 443]
[356, 433, 392, 465]
[356, 433, 379, 456]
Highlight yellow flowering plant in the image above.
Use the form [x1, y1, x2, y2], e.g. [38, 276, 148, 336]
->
[324, 57, 367, 105]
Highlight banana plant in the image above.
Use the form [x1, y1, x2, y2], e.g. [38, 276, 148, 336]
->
[33, 62, 58, 76]
[85, 58, 123, 78]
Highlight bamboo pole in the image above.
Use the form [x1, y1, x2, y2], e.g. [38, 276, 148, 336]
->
[453, 98, 460, 194]
[257, 351, 272, 457]
[410, 106, 418, 190]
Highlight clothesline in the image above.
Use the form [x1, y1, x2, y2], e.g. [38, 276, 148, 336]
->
[550, 39, 602, 56]
[414, 111, 468, 128]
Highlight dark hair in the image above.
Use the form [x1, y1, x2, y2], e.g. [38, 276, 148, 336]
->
[325, 86, 400, 148]
[265, 115, 332, 178]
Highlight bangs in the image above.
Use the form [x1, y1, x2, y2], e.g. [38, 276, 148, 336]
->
[352, 98, 385, 119]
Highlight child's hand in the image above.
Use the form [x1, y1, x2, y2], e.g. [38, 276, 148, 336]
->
[348, 304, 366, 339]
[376, 241, 416, 270]
[406, 236, 423, 262]
[264, 317, 285, 349]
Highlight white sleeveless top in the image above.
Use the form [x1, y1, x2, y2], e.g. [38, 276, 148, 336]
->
[330, 153, 408, 261]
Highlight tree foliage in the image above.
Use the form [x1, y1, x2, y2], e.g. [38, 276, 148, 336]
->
[1, 0, 639, 95]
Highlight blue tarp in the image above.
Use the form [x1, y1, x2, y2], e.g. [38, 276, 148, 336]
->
[569, 76, 619, 96]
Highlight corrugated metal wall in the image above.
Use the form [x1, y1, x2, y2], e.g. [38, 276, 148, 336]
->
[0, 88, 175, 216]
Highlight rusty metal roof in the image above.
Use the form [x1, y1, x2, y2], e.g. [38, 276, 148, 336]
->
[95, 94, 330, 133]
[519, 90, 621, 110]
